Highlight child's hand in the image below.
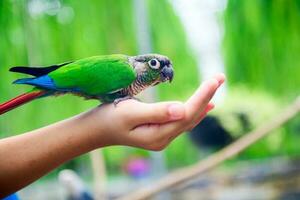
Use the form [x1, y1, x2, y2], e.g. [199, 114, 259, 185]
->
[86, 74, 225, 150]
[0, 74, 224, 196]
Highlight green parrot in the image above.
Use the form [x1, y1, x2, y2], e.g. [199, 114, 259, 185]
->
[0, 54, 174, 115]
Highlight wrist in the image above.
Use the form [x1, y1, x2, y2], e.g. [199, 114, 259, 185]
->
[74, 107, 113, 150]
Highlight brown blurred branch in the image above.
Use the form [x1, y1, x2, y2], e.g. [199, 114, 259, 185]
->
[119, 96, 300, 200]
[90, 150, 107, 200]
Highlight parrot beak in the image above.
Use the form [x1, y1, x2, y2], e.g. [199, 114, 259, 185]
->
[160, 65, 174, 83]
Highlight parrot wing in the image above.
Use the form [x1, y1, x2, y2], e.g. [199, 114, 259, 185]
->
[48, 55, 136, 95]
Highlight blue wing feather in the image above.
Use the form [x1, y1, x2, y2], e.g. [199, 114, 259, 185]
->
[13, 75, 58, 90]
[13, 75, 82, 94]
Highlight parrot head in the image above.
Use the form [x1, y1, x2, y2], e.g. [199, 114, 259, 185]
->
[129, 54, 174, 86]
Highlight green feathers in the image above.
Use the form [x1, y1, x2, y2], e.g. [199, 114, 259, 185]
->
[49, 55, 136, 96]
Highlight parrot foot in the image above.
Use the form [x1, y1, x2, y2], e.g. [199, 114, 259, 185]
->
[113, 96, 139, 106]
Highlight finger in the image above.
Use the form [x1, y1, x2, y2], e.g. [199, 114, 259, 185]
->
[149, 112, 208, 145]
[123, 101, 185, 126]
[205, 102, 215, 112]
[186, 112, 208, 132]
[131, 76, 223, 143]
[168, 111, 209, 142]
[185, 101, 214, 132]
[186, 102, 214, 131]
[186, 74, 223, 127]
[213, 73, 226, 86]
[155, 78, 221, 139]
[185, 78, 219, 121]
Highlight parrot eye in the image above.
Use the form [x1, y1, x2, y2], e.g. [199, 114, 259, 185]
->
[148, 59, 160, 69]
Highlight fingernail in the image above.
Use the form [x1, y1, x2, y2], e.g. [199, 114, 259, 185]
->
[168, 104, 184, 120]
[206, 107, 214, 113]
[206, 103, 215, 112]
[215, 73, 226, 85]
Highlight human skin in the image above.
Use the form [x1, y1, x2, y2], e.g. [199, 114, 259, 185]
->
[0, 74, 225, 197]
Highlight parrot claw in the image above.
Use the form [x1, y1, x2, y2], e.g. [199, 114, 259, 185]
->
[113, 96, 140, 106]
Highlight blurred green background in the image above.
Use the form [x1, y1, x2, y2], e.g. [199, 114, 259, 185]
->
[0, 0, 299, 198]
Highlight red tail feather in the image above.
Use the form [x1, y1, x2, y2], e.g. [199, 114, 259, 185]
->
[0, 90, 47, 115]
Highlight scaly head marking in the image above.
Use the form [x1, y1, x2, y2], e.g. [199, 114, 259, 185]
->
[123, 54, 174, 96]
[129, 54, 174, 85]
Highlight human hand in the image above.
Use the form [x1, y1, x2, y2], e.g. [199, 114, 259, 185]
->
[0, 74, 224, 196]
[85, 74, 225, 151]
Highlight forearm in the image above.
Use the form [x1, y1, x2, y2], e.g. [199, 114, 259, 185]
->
[0, 108, 104, 197]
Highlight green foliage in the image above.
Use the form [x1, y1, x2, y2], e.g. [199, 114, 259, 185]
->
[223, 0, 300, 159]
[224, 0, 300, 100]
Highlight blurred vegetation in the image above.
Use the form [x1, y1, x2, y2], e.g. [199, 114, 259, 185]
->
[224, 0, 300, 99]
[222, 0, 300, 159]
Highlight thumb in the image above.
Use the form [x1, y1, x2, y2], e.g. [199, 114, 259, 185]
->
[127, 101, 185, 126]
